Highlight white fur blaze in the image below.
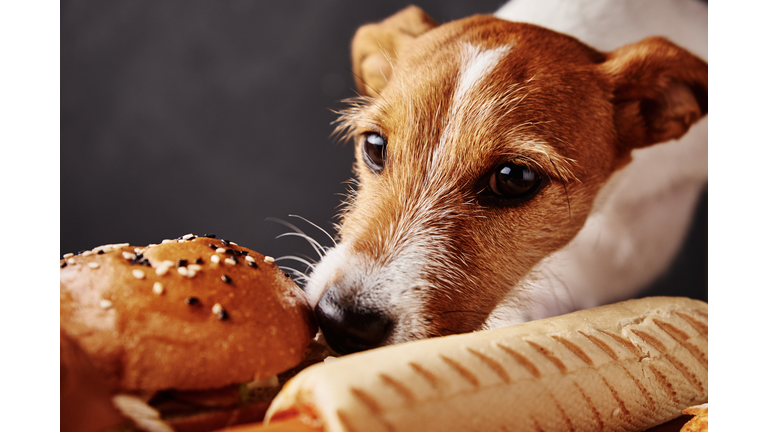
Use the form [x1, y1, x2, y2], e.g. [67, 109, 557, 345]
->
[430, 43, 512, 171]
[455, 43, 511, 104]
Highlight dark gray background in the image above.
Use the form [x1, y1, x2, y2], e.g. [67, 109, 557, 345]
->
[60, 0, 706, 302]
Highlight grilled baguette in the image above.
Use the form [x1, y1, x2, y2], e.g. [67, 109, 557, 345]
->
[264, 297, 708, 432]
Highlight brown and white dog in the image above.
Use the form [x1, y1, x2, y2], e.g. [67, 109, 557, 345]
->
[304, 0, 708, 354]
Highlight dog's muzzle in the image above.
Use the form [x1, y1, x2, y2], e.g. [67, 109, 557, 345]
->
[315, 287, 393, 354]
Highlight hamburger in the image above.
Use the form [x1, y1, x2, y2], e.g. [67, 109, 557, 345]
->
[60, 234, 323, 432]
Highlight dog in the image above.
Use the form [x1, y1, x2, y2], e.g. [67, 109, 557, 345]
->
[303, 0, 708, 354]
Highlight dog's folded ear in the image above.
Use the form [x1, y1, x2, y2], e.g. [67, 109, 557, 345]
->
[351, 6, 438, 97]
[601, 37, 708, 152]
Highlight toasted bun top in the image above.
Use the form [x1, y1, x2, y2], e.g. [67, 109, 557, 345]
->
[60, 235, 317, 392]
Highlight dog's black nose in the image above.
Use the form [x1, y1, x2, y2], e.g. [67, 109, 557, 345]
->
[315, 290, 392, 355]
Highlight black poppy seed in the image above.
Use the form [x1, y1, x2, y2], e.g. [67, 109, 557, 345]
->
[202, 233, 216, 239]
[208, 244, 218, 250]
[231, 256, 238, 264]
[221, 239, 231, 246]
[241, 251, 249, 256]
[132, 257, 151, 267]
[217, 309, 229, 321]
[248, 261, 258, 269]
[60, 261, 67, 268]
[97, 250, 104, 255]
[185, 297, 200, 306]
[221, 275, 232, 284]
[177, 259, 188, 268]
[225, 249, 235, 255]
[195, 258, 203, 264]
[135, 253, 143, 259]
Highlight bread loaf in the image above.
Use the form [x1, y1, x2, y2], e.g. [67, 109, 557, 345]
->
[264, 297, 708, 432]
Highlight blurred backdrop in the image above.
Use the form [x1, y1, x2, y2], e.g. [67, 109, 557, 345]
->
[61, 0, 707, 302]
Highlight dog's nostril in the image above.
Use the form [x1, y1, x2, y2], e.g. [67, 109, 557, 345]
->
[315, 291, 392, 355]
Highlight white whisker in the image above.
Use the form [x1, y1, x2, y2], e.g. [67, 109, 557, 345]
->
[266, 217, 326, 258]
[276, 255, 316, 269]
[289, 214, 337, 246]
[278, 265, 309, 283]
[274, 232, 326, 257]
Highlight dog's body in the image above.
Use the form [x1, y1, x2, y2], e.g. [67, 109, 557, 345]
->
[305, 0, 708, 354]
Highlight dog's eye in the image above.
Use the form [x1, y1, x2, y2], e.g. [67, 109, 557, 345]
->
[488, 163, 542, 199]
[362, 132, 386, 174]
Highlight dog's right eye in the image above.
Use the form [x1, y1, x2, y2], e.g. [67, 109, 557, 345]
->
[362, 132, 387, 174]
[485, 162, 544, 202]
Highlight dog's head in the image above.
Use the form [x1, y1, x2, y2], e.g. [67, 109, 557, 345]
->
[306, 6, 707, 354]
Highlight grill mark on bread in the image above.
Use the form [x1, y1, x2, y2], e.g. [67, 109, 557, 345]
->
[440, 354, 480, 388]
[350, 387, 382, 415]
[496, 343, 541, 378]
[579, 331, 618, 360]
[466, 347, 511, 384]
[345, 392, 396, 432]
[648, 364, 679, 404]
[597, 329, 644, 358]
[552, 393, 576, 432]
[573, 381, 604, 431]
[526, 340, 567, 374]
[630, 329, 705, 394]
[600, 375, 630, 417]
[652, 319, 708, 370]
[551, 335, 594, 366]
[674, 311, 708, 337]
[619, 364, 655, 410]
[339, 408, 396, 432]
[336, 410, 358, 432]
[379, 373, 416, 403]
[408, 361, 441, 390]
[531, 417, 545, 432]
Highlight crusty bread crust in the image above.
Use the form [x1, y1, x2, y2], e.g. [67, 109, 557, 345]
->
[60, 236, 317, 392]
[265, 297, 707, 432]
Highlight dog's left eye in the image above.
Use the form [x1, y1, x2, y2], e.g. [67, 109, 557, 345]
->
[362, 132, 387, 174]
[487, 162, 543, 200]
